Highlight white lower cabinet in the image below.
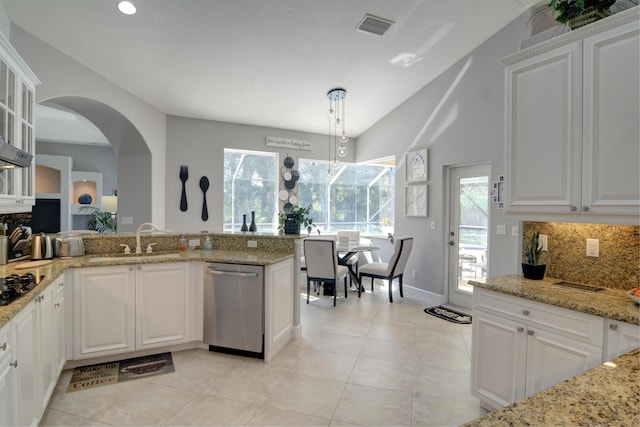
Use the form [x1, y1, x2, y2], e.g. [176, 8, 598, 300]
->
[605, 319, 640, 361]
[471, 288, 603, 411]
[264, 258, 294, 362]
[0, 322, 15, 427]
[136, 263, 190, 350]
[10, 275, 66, 427]
[74, 263, 190, 360]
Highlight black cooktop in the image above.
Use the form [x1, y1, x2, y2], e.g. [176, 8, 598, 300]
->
[0, 273, 43, 306]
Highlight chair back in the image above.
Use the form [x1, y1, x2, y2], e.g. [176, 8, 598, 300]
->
[336, 230, 360, 250]
[304, 239, 338, 281]
[386, 237, 413, 276]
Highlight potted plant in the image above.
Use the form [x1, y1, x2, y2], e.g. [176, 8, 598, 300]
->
[278, 205, 319, 235]
[79, 206, 117, 234]
[522, 231, 546, 280]
[540, 0, 616, 29]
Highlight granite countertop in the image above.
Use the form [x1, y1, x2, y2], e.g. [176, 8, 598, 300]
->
[463, 348, 640, 427]
[0, 249, 293, 329]
[470, 275, 640, 325]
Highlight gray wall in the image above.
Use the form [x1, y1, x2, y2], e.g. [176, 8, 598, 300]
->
[356, 12, 535, 296]
[37, 141, 118, 195]
[7, 25, 166, 232]
[165, 116, 355, 232]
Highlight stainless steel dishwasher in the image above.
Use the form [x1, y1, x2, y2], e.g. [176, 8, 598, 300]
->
[204, 263, 264, 358]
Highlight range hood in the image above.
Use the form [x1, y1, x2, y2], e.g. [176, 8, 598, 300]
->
[0, 137, 32, 168]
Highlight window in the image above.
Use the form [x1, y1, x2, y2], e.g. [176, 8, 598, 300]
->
[298, 157, 395, 235]
[223, 149, 277, 232]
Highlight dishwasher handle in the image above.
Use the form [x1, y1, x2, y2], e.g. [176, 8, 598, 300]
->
[206, 269, 259, 278]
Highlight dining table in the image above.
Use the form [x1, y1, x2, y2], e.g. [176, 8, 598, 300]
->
[337, 244, 380, 296]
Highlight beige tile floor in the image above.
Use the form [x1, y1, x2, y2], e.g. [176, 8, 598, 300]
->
[40, 281, 486, 426]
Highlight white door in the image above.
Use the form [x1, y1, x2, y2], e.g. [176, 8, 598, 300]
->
[448, 164, 490, 309]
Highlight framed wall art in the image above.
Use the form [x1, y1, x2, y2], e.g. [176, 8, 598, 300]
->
[405, 148, 428, 183]
[405, 185, 428, 217]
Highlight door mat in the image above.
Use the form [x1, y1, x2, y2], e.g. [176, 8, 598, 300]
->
[424, 306, 472, 324]
[66, 352, 174, 393]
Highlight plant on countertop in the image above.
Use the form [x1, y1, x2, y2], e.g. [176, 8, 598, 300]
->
[524, 231, 543, 266]
[278, 205, 320, 235]
[539, 0, 616, 28]
[522, 231, 546, 280]
[79, 206, 117, 234]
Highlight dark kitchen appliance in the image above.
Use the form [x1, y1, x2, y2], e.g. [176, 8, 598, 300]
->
[204, 263, 264, 358]
[29, 198, 61, 234]
[0, 273, 43, 306]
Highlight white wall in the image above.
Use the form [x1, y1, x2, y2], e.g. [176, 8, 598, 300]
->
[356, 12, 535, 295]
[165, 116, 354, 232]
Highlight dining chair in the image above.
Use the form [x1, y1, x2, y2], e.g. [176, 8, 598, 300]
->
[304, 238, 349, 306]
[337, 230, 360, 285]
[358, 237, 413, 303]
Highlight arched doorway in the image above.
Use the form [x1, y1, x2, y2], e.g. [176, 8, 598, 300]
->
[35, 96, 152, 232]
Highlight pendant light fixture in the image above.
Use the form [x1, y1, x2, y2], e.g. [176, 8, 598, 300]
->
[327, 88, 349, 176]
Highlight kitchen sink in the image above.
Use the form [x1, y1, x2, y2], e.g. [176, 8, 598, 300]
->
[88, 253, 182, 262]
[552, 281, 605, 293]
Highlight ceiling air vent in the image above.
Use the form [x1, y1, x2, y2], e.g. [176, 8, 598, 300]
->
[356, 14, 394, 36]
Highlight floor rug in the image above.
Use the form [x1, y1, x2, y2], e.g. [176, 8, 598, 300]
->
[67, 352, 174, 393]
[424, 306, 472, 324]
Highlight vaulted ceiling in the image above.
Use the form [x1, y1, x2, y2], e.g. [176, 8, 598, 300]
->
[3, 0, 543, 141]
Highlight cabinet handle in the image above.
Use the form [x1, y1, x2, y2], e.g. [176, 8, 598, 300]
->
[517, 327, 524, 333]
[527, 330, 534, 336]
[522, 309, 530, 316]
[10, 360, 17, 368]
[55, 302, 60, 308]
[1, 342, 6, 351]
[582, 206, 589, 212]
[609, 324, 618, 331]
[570, 205, 578, 212]
[59, 282, 64, 288]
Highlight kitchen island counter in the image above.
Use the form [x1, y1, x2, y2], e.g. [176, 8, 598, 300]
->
[463, 348, 640, 427]
[469, 275, 639, 325]
[0, 249, 294, 329]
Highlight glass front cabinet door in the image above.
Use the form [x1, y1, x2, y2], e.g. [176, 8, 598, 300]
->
[0, 33, 39, 212]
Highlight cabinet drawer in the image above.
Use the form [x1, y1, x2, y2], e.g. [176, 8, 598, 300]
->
[475, 288, 603, 346]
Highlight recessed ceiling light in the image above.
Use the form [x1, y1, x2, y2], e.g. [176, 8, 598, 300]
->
[117, 1, 136, 15]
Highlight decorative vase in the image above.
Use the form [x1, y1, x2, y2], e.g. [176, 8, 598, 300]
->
[284, 214, 300, 235]
[77, 194, 92, 205]
[522, 263, 546, 280]
[240, 214, 248, 232]
[249, 211, 257, 232]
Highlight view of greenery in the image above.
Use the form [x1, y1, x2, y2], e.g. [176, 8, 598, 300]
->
[223, 149, 395, 234]
[458, 176, 489, 247]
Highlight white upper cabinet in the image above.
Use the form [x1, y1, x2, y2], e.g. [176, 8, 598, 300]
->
[0, 32, 39, 213]
[501, 8, 639, 217]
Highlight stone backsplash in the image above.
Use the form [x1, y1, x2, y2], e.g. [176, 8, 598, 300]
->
[522, 222, 640, 290]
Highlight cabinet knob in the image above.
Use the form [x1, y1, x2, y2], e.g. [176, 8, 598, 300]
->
[609, 324, 618, 331]
[522, 309, 530, 316]
[527, 330, 534, 336]
[55, 302, 60, 308]
[1, 342, 6, 351]
[582, 206, 589, 212]
[59, 282, 64, 288]
[570, 206, 578, 212]
[10, 360, 17, 368]
[517, 327, 524, 333]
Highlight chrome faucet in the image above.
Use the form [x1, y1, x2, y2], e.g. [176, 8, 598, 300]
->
[136, 223, 159, 254]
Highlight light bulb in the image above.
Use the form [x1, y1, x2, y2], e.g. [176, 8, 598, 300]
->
[336, 118, 341, 128]
[328, 109, 334, 119]
[327, 168, 332, 177]
[117, 1, 136, 14]
[337, 145, 347, 157]
[340, 132, 348, 142]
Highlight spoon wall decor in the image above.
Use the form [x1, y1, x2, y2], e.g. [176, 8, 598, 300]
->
[199, 176, 210, 221]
